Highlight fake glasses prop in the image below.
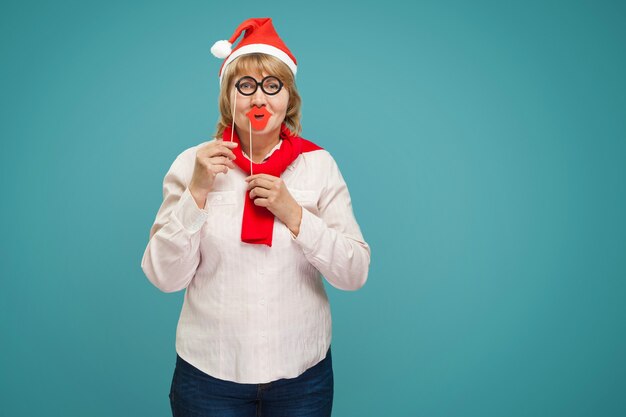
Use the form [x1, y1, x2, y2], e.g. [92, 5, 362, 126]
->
[235, 76, 284, 96]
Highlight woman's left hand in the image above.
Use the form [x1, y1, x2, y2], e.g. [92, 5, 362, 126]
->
[246, 174, 302, 236]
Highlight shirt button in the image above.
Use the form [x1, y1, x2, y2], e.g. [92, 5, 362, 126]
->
[216, 195, 223, 201]
[259, 299, 266, 306]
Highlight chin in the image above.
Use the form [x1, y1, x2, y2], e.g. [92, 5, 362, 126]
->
[253, 125, 279, 133]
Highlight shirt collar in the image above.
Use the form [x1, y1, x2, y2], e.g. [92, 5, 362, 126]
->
[241, 139, 283, 163]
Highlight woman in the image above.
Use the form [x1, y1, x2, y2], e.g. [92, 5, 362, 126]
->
[141, 18, 370, 417]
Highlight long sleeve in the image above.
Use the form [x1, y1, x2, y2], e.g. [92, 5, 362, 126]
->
[141, 152, 209, 293]
[293, 153, 371, 291]
[142, 144, 367, 383]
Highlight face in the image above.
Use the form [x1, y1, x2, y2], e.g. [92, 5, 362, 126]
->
[231, 71, 289, 138]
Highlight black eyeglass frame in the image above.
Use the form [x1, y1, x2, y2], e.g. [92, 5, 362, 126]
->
[234, 76, 284, 96]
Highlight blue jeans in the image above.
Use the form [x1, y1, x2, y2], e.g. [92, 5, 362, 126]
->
[169, 347, 334, 417]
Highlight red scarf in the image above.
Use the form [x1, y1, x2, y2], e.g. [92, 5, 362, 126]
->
[223, 123, 322, 246]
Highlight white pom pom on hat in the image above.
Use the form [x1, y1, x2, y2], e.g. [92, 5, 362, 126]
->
[210, 40, 232, 59]
[210, 18, 297, 82]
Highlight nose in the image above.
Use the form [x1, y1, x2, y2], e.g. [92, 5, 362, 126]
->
[250, 87, 267, 107]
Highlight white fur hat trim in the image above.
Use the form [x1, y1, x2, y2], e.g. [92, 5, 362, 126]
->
[211, 40, 232, 59]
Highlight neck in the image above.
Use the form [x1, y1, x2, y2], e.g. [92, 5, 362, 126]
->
[236, 126, 281, 163]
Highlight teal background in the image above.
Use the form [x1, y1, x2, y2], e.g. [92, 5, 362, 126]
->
[1, 0, 624, 415]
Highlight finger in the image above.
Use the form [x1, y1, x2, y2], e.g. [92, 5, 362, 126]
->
[200, 139, 231, 152]
[209, 146, 237, 161]
[208, 156, 234, 167]
[209, 164, 229, 175]
[245, 173, 278, 182]
[199, 141, 236, 159]
[247, 177, 275, 190]
[249, 186, 271, 199]
[216, 160, 236, 169]
[252, 198, 269, 207]
[214, 138, 238, 147]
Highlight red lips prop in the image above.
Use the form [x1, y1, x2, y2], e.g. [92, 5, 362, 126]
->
[246, 106, 272, 130]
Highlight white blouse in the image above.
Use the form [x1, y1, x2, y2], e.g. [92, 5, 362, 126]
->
[141, 139, 370, 384]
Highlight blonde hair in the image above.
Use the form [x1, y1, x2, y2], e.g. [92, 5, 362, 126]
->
[214, 53, 302, 139]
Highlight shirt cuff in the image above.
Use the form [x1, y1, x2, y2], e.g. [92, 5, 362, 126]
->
[291, 207, 325, 253]
[172, 188, 209, 233]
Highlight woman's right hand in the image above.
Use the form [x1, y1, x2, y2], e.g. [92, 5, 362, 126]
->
[188, 139, 238, 209]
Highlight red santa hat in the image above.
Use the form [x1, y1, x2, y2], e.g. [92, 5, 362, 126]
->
[210, 18, 298, 82]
